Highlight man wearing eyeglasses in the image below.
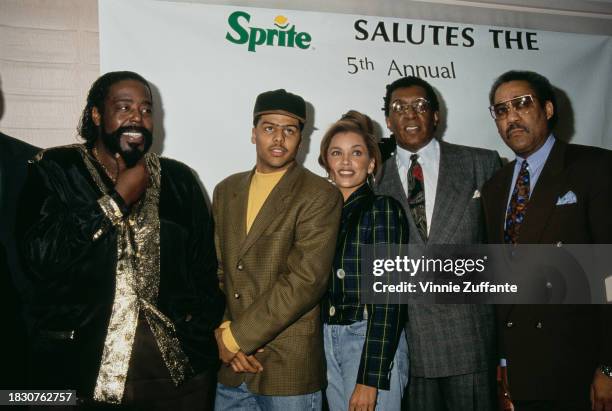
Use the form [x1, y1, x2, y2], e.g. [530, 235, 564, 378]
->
[481, 70, 612, 411]
[376, 76, 501, 410]
[212, 89, 342, 410]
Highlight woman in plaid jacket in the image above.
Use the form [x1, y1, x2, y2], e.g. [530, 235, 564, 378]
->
[319, 111, 409, 411]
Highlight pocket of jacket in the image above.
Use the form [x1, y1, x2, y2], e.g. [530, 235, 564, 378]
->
[345, 320, 367, 337]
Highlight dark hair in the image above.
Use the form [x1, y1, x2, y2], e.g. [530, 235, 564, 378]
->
[319, 110, 382, 178]
[383, 76, 440, 117]
[252, 114, 305, 131]
[77, 71, 151, 146]
[489, 70, 557, 129]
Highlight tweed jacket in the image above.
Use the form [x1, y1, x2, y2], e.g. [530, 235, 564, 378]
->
[213, 162, 342, 396]
[376, 137, 501, 378]
[481, 139, 612, 400]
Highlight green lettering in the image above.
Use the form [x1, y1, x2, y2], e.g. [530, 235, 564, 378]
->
[277, 29, 287, 47]
[248, 27, 266, 52]
[225, 11, 250, 44]
[226, 11, 312, 51]
[286, 26, 297, 47]
[295, 32, 311, 49]
[266, 29, 279, 46]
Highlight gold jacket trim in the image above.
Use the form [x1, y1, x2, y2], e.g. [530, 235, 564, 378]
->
[77, 146, 192, 404]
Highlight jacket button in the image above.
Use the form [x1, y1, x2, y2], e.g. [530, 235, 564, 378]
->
[329, 306, 336, 316]
[336, 269, 346, 279]
[546, 281, 553, 289]
[234, 293, 240, 299]
[506, 321, 514, 328]
[237, 262, 244, 271]
[185, 313, 193, 322]
[536, 322, 543, 329]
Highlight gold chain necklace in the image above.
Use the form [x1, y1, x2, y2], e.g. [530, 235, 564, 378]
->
[92, 146, 117, 183]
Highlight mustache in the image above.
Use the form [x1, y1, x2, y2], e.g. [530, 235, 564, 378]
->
[116, 126, 153, 140]
[505, 123, 529, 136]
[100, 125, 153, 169]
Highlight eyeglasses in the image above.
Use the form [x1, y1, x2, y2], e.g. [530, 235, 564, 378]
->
[260, 122, 300, 138]
[390, 98, 431, 115]
[489, 94, 536, 120]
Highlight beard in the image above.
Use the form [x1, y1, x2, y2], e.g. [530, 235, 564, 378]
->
[100, 125, 153, 168]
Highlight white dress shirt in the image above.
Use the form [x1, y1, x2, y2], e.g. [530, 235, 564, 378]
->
[395, 138, 440, 236]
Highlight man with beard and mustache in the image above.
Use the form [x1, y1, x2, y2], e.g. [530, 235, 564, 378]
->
[375, 76, 501, 411]
[16, 71, 224, 409]
[212, 89, 342, 410]
[482, 70, 612, 411]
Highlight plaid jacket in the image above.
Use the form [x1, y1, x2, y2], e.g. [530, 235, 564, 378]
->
[322, 183, 408, 390]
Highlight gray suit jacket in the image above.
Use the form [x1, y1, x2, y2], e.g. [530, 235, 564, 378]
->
[376, 138, 501, 377]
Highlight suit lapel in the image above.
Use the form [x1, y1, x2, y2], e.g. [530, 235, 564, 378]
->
[518, 140, 566, 243]
[238, 163, 300, 256]
[227, 171, 251, 252]
[428, 142, 472, 243]
[377, 156, 425, 245]
[487, 163, 515, 243]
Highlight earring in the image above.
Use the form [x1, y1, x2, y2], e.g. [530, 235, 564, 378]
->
[327, 174, 336, 186]
[367, 173, 375, 187]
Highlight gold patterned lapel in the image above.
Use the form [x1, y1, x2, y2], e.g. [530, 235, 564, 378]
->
[77, 146, 192, 404]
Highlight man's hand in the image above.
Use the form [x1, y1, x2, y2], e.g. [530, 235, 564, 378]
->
[114, 155, 149, 206]
[349, 383, 377, 411]
[214, 327, 237, 365]
[591, 370, 612, 411]
[229, 351, 264, 374]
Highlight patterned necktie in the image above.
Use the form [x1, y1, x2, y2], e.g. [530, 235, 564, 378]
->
[408, 154, 427, 241]
[504, 160, 530, 244]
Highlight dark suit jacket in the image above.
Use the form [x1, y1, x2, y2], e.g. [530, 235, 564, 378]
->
[376, 137, 501, 378]
[481, 139, 612, 400]
[0, 132, 39, 290]
[0, 132, 39, 388]
[213, 163, 342, 396]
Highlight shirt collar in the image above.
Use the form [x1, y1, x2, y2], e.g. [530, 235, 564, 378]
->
[396, 137, 439, 167]
[515, 134, 555, 168]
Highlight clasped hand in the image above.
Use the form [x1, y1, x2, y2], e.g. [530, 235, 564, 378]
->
[214, 327, 264, 374]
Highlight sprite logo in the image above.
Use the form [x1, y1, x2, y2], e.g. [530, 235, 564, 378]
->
[226, 11, 312, 52]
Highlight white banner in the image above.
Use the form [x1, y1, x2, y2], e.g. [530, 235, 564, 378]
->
[99, 0, 612, 195]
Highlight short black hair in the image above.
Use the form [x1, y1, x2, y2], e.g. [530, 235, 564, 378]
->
[383, 76, 440, 117]
[77, 71, 151, 146]
[489, 70, 557, 129]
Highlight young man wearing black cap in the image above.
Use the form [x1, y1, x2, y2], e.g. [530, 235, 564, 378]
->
[212, 89, 342, 410]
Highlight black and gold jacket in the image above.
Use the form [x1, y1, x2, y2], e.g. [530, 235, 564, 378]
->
[16, 144, 224, 402]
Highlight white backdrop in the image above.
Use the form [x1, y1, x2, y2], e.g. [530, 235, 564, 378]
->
[99, 0, 612, 194]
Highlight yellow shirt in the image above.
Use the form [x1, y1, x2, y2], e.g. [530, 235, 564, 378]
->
[222, 168, 287, 353]
[246, 169, 286, 233]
